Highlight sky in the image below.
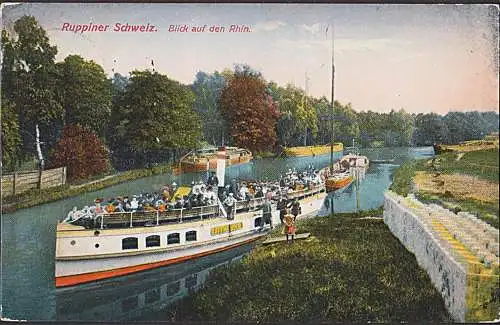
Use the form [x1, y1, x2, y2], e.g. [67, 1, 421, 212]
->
[2, 3, 499, 114]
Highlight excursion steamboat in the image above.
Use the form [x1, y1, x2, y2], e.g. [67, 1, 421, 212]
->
[179, 146, 252, 173]
[324, 153, 369, 193]
[55, 175, 326, 288]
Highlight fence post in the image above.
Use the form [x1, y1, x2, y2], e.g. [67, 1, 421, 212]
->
[61, 167, 67, 185]
[180, 208, 183, 223]
[13, 172, 17, 196]
[37, 169, 43, 190]
[200, 206, 203, 220]
[130, 212, 133, 228]
[156, 210, 159, 226]
[101, 215, 104, 230]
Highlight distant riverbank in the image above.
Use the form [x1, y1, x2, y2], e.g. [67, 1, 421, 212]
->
[1, 163, 173, 214]
[160, 209, 450, 323]
[390, 148, 499, 228]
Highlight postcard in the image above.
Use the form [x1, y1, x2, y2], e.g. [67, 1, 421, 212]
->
[1, 2, 498, 323]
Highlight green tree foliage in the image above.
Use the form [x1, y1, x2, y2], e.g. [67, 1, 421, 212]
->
[385, 109, 414, 147]
[1, 30, 16, 100]
[358, 109, 415, 147]
[1, 16, 63, 159]
[412, 113, 448, 145]
[333, 101, 359, 145]
[312, 96, 332, 145]
[56, 55, 112, 138]
[108, 70, 201, 167]
[221, 68, 280, 152]
[191, 71, 228, 146]
[110, 72, 129, 100]
[270, 83, 318, 147]
[1, 97, 21, 171]
[49, 124, 110, 181]
[442, 111, 497, 144]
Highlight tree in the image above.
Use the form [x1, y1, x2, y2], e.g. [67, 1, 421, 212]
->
[221, 69, 280, 152]
[333, 101, 359, 145]
[312, 96, 332, 145]
[2, 16, 63, 160]
[111, 72, 129, 96]
[1, 30, 16, 101]
[270, 83, 318, 147]
[191, 71, 228, 146]
[109, 70, 201, 167]
[412, 113, 447, 146]
[56, 55, 112, 138]
[49, 124, 110, 181]
[443, 112, 469, 144]
[1, 97, 21, 171]
[389, 109, 414, 146]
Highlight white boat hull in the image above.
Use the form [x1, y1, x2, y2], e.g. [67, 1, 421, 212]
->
[55, 188, 327, 288]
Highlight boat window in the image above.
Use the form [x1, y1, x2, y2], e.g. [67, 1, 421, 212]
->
[254, 217, 263, 228]
[186, 230, 197, 242]
[167, 233, 180, 244]
[122, 237, 138, 250]
[146, 235, 161, 247]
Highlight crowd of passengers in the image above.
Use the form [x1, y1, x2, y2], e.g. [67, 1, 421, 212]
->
[64, 166, 324, 222]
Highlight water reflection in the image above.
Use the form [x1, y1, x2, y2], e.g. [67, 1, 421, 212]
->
[318, 147, 434, 215]
[56, 243, 253, 321]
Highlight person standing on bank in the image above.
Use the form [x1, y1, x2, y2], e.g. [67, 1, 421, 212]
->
[283, 209, 296, 243]
[276, 197, 287, 224]
[290, 198, 301, 221]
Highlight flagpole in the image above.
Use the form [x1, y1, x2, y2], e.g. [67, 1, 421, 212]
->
[329, 24, 335, 172]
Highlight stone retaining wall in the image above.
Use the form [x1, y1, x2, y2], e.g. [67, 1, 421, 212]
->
[383, 191, 499, 322]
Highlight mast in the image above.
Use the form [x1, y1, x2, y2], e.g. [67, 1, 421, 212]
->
[329, 24, 335, 170]
[304, 71, 309, 146]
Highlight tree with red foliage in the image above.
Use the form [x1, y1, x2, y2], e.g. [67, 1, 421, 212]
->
[50, 124, 110, 181]
[220, 69, 280, 152]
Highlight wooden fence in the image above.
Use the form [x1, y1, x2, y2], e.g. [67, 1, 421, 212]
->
[1, 167, 67, 197]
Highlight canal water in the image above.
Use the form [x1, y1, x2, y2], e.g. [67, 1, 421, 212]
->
[1, 147, 433, 321]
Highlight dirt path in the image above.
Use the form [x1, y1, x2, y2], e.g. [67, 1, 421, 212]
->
[413, 171, 499, 204]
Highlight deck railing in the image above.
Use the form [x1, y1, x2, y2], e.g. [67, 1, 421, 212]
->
[89, 184, 325, 229]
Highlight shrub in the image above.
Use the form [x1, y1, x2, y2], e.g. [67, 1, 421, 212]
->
[49, 124, 110, 181]
[389, 160, 416, 196]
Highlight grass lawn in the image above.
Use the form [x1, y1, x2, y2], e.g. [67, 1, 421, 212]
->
[431, 149, 499, 182]
[163, 211, 451, 323]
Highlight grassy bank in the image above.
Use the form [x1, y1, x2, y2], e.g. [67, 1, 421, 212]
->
[1, 163, 173, 213]
[390, 149, 499, 229]
[163, 210, 450, 323]
[253, 151, 278, 159]
[388, 160, 417, 196]
[429, 149, 498, 182]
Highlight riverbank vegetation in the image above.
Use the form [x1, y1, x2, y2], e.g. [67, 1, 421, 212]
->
[162, 210, 450, 322]
[1, 163, 173, 213]
[390, 149, 499, 228]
